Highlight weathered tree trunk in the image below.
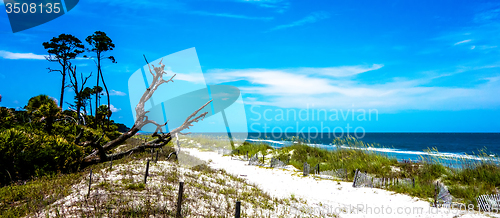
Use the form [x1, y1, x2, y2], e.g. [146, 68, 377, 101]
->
[80, 58, 211, 167]
[59, 63, 66, 109]
[100, 66, 111, 131]
[94, 54, 100, 128]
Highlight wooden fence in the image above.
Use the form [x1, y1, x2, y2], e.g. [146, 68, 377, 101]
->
[477, 194, 500, 212]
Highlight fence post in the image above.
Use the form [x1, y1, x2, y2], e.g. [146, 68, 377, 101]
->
[144, 159, 150, 184]
[155, 150, 159, 163]
[317, 164, 320, 174]
[110, 156, 113, 170]
[412, 178, 415, 188]
[176, 182, 184, 218]
[303, 162, 309, 176]
[235, 201, 241, 218]
[352, 169, 359, 187]
[87, 169, 92, 198]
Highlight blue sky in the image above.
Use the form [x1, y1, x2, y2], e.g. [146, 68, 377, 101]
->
[0, 0, 499, 133]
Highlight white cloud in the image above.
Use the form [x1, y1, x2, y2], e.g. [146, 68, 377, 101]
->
[293, 64, 384, 77]
[270, 11, 329, 31]
[86, 0, 182, 9]
[110, 104, 121, 112]
[109, 90, 127, 96]
[239, 0, 289, 12]
[454, 39, 472, 45]
[0, 50, 45, 60]
[471, 45, 476, 50]
[191, 11, 273, 20]
[76, 63, 89, 67]
[205, 65, 500, 111]
[174, 73, 207, 84]
[478, 45, 498, 49]
[241, 0, 284, 7]
[474, 7, 500, 23]
[206, 65, 385, 97]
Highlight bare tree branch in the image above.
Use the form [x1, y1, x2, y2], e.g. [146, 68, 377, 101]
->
[80, 56, 212, 166]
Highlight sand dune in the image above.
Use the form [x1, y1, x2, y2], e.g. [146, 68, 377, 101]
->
[185, 148, 496, 218]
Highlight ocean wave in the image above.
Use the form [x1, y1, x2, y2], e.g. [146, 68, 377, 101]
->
[245, 139, 286, 145]
[245, 139, 499, 162]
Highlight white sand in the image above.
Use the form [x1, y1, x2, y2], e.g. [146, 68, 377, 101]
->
[184, 148, 498, 218]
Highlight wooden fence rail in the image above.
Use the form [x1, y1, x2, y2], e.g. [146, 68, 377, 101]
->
[477, 194, 500, 212]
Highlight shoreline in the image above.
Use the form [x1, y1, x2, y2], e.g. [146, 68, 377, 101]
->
[172, 133, 500, 168]
[184, 147, 495, 218]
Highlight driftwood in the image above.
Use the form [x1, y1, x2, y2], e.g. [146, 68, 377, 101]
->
[80, 58, 211, 166]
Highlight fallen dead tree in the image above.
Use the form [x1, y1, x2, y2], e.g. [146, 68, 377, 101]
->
[81, 58, 211, 166]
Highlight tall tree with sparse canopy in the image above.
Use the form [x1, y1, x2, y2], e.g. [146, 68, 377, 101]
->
[85, 31, 116, 129]
[43, 34, 85, 109]
[67, 64, 92, 125]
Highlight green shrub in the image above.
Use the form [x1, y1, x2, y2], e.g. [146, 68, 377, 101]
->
[417, 162, 448, 183]
[0, 172, 83, 217]
[0, 107, 17, 130]
[126, 183, 145, 191]
[0, 127, 83, 185]
[235, 141, 272, 157]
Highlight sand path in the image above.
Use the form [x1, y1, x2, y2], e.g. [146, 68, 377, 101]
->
[185, 148, 495, 218]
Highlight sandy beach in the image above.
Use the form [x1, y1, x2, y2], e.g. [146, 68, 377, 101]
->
[184, 148, 497, 218]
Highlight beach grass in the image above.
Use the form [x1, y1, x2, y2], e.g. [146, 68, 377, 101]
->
[0, 171, 84, 218]
[0, 135, 322, 218]
[229, 136, 500, 209]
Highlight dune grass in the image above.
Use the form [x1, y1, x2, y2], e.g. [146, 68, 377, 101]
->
[0, 172, 84, 218]
[0, 135, 326, 218]
[230, 136, 500, 209]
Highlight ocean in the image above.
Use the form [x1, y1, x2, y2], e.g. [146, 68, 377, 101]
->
[241, 132, 500, 167]
[150, 131, 500, 167]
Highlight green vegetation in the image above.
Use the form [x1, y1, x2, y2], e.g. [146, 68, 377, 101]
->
[0, 31, 133, 187]
[0, 127, 83, 183]
[0, 145, 318, 217]
[0, 172, 84, 217]
[126, 182, 146, 191]
[235, 141, 273, 157]
[0, 137, 172, 217]
[178, 134, 236, 151]
[0, 100, 126, 185]
[233, 136, 500, 208]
